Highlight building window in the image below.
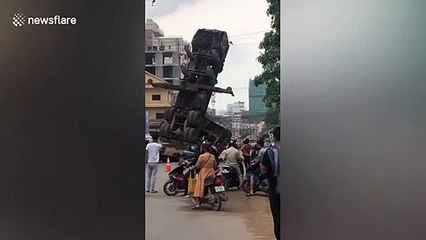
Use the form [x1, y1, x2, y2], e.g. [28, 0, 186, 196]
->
[168, 45, 171, 50]
[152, 94, 161, 101]
[159, 45, 165, 51]
[156, 113, 165, 119]
[153, 46, 157, 51]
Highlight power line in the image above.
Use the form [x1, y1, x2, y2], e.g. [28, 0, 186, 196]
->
[231, 36, 264, 40]
[231, 42, 261, 46]
[229, 31, 267, 38]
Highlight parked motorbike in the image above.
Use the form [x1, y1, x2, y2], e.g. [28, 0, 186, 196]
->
[241, 174, 269, 195]
[219, 162, 243, 191]
[189, 171, 225, 211]
[163, 157, 192, 196]
[241, 160, 269, 195]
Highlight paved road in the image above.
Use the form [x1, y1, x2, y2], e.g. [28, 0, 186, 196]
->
[145, 162, 275, 240]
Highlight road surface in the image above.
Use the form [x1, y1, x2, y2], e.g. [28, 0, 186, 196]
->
[145, 162, 276, 240]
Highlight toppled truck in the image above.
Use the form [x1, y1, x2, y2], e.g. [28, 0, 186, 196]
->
[149, 29, 234, 158]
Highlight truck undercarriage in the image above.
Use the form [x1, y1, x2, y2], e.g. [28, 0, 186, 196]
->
[149, 29, 233, 157]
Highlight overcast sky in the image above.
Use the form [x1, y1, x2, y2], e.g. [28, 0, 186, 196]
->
[145, 0, 270, 111]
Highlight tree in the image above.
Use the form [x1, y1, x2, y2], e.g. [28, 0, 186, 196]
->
[264, 107, 280, 130]
[253, 0, 280, 116]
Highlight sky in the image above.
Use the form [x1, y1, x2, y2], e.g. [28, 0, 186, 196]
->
[145, 0, 271, 111]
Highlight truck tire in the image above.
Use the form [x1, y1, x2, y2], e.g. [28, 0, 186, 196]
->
[159, 124, 165, 137]
[183, 127, 199, 143]
[159, 122, 171, 137]
[164, 107, 176, 122]
[186, 110, 203, 128]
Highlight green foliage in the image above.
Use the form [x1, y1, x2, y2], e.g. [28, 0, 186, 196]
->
[264, 107, 280, 131]
[253, 0, 280, 109]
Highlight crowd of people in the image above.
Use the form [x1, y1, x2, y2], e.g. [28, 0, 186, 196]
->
[145, 127, 281, 240]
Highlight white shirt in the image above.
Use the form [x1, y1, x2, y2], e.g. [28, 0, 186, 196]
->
[146, 142, 162, 163]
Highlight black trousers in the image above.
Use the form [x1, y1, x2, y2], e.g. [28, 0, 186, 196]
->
[269, 187, 281, 240]
[183, 171, 190, 195]
[243, 155, 251, 173]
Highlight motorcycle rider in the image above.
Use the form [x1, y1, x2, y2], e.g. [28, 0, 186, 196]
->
[188, 142, 218, 209]
[245, 139, 264, 196]
[182, 134, 216, 197]
[218, 140, 244, 187]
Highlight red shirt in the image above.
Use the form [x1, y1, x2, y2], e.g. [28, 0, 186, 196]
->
[241, 144, 251, 156]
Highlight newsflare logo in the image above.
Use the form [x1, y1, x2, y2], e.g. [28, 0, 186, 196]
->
[12, 13, 77, 27]
[12, 14, 26, 27]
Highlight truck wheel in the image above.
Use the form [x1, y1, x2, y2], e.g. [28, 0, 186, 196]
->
[187, 110, 203, 127]
[159, 122, 165, 137]
[159, 122, 171, 137]
[164, 107, 176, 122]
[183, 127, 199, 143]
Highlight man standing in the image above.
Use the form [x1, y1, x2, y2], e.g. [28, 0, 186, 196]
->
[145, 133, 162, 193]
[260, 127, 280, 240]
[219, 140, 244, 187]
[240, 138, 251, 175]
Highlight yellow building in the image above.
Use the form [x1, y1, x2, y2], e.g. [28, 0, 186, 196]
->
[145, 71, 173, 130]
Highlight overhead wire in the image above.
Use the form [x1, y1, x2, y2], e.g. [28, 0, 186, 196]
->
[229, 30, 268, 38]
[230, 42, 261, 46]
[229, 31, 266, 47]
[230, 36, 264, 40]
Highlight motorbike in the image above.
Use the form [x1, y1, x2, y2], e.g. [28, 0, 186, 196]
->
[241, 173, 269, 195]
[163, 157, 192, 196]
[241, 160, 269, 195]
[189, 170, 225, 211]
[218, 162, 243, 191]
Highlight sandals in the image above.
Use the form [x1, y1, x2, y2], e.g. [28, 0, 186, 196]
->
[246, 193, 254, 196]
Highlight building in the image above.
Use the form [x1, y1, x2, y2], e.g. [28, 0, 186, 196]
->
[249, 79, 267, 118]
[145, 19, 190, 89]
[224, 101, 245, 136]
[145, 71, 173, 131]
[226, 101, 245, 116]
